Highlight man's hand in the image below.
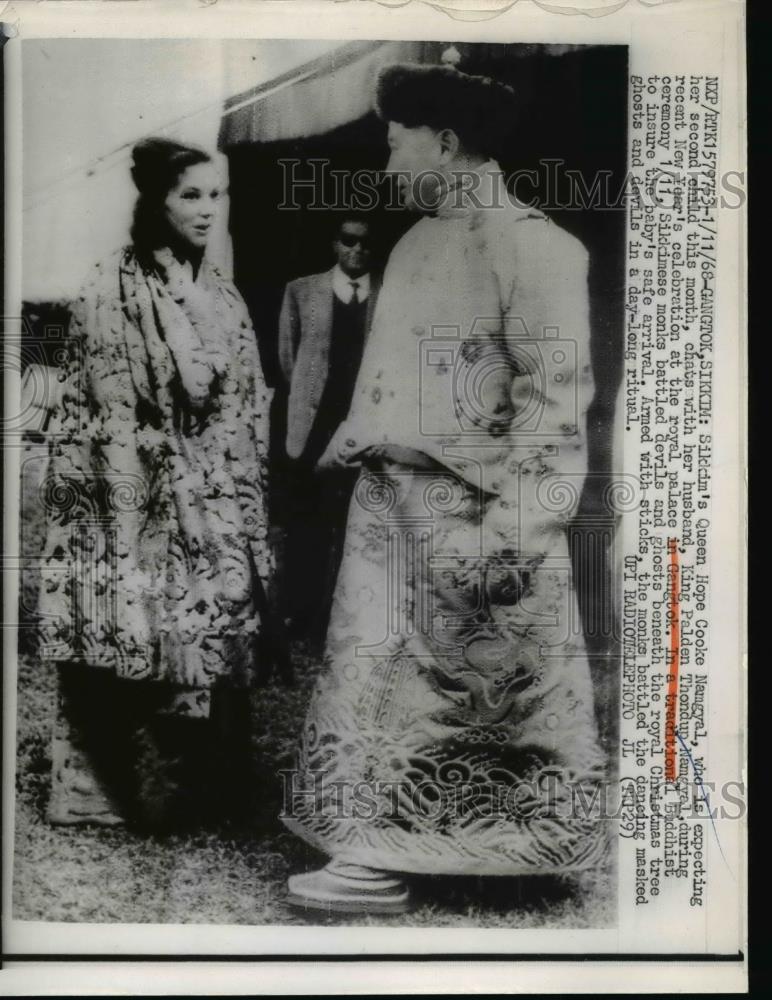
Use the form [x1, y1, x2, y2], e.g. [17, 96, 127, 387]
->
[316, 424, 361, 470]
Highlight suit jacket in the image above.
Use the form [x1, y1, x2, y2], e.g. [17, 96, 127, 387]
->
[278, 267, 379, 460]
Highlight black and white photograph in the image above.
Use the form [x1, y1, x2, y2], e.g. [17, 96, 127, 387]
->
[0, 3, 744, 984]
[13, 33, 630, 932]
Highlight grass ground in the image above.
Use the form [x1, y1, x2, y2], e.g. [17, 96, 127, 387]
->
[13, 648, 614, 929]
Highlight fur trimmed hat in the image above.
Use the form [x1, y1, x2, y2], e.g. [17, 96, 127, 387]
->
[375, 63, 517, 158]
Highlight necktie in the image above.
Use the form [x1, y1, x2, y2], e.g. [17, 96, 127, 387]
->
[349, 281, 360, 305]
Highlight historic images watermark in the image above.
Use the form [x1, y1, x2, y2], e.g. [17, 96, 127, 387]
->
[281, 769, 746, 824]
[277, 159, 746, 214]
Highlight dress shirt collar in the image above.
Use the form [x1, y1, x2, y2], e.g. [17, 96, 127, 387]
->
[333, 265, 370, 303]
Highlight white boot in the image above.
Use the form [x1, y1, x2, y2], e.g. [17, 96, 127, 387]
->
[287, 857, 410, 914]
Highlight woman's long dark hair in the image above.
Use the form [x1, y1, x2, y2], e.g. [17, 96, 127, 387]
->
[130, 137, 212, 266]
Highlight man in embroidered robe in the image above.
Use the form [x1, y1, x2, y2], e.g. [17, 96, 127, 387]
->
[283, 64, 607, 913]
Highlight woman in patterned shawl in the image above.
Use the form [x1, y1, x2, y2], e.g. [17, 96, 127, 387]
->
[39, 138, 272, 829]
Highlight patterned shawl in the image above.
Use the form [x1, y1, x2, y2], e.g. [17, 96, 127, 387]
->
[38, 246, 272, 716]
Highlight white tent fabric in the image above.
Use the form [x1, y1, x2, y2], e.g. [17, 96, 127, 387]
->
[219, 39, 430, 147]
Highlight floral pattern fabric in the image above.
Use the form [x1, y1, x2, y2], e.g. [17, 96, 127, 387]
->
[39, 246, 272, 719]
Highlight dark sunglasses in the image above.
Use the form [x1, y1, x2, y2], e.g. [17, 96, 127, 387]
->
[339, 233, 371, 248]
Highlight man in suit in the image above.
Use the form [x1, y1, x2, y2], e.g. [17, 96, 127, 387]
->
[277, 215, 379, 645]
